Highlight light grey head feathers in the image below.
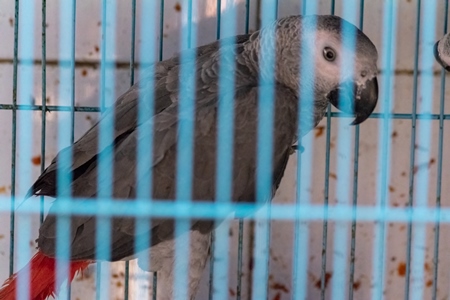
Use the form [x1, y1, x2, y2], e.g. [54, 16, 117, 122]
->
[243, 14, 379, 125]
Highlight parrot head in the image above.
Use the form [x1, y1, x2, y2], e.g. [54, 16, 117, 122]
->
[434, 32, 450, 71]
[269, 15, 379, 125]
[312, 16, 379, 125]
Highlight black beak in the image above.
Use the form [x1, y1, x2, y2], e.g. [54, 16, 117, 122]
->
[327, 77, 378, 125]
[434, 41, 450, 71]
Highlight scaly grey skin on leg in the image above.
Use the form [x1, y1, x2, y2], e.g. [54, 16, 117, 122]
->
[21, 15, 378, 298]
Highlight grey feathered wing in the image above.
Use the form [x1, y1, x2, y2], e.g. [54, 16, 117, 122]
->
[27, 36, 239, 197]
[33, 34, 299, 261]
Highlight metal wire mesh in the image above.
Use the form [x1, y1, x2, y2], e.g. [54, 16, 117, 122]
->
[0, 0, 449, 299]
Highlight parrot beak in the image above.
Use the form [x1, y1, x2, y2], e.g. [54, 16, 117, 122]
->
[434, 39, 450, 71]
[327, 76, 378, 125]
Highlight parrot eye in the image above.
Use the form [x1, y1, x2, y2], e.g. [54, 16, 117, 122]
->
[323, 47, 336, 61]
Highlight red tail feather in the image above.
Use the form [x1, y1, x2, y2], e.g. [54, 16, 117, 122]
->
[0, 251, 90, 300]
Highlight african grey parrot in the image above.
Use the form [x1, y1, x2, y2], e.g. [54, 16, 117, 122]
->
[0, 14, 378, 300]
[435, 32, 450, 70]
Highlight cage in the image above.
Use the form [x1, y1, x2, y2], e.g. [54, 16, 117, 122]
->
[0, 0, 449, 299]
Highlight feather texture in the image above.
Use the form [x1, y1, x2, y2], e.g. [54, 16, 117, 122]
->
[0, 15, 379, 300]
[0, 251, 90, 300]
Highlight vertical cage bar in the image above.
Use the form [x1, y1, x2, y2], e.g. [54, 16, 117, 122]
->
[264, 1, 278, 297]
[432, 1, 449, 298]
[404, 1, 422, 297]
[129, 0, 137, 86]
[372, 1, 398, 299]
[96, 0, 117, 299]
[291, 3, 318, 300]
[251, 1, 277, 299]
[207, 2, 223, 296]
[69, 2, 77, 146]
[320, 0, 336, 298]
[410, 1, 437, 299]
[39, 0, 47, 225]
[331, 2, 359, 299]
[174, 0, 196, 298]
[348, 3, 365, 299]
[9, 0, 20, 279]
[208, 1, 222, 298]
[216, 0, 222, 40]
[154, 2, 165, 299]
[55, 0, 77, 298]
[236, 2, 251, 299]
[124, 0, 137, 298]
[15, 0, 36, 299]
[208, 230, 215, 300]
[153, 274, 157, 300]
[134, 0, 158, 298]
[236, 218, 244, 300]
[211, 1, 237, 300]
[159, 0, 165, 62]
[244, 0, 250, 33]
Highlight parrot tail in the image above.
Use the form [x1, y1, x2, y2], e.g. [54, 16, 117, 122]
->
[0, 251, 90, 300]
